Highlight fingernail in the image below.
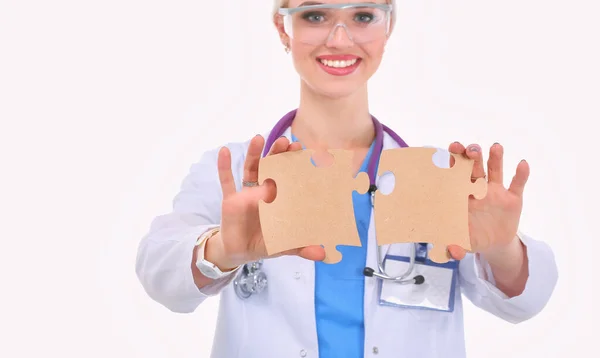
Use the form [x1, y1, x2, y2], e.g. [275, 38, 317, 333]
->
[468, 145, 480, 152]
[493, 142, 500, 145]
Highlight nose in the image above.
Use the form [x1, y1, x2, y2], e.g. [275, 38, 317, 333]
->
[325, 24, 354, 49]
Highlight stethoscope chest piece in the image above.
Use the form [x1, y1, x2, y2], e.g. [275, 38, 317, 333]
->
[234, 260, 268, 299]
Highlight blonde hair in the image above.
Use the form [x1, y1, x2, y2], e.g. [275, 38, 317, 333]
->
[272, 0, 397, 27]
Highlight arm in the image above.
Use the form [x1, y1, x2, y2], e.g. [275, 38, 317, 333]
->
[191, 231, 240, 290]
[482, 233, 529, 298]
[458, 230, 558, 323]
[135, 143, 246, 313]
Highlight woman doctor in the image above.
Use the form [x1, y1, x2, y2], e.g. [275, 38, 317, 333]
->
[135, 1, 558, 357]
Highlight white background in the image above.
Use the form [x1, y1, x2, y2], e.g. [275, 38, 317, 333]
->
[0, 0, 597, 357]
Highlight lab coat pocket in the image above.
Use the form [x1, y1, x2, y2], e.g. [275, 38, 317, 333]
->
[378, 255, 458, 322]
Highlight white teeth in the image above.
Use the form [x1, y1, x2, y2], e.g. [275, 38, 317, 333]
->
[320, 58, 358, 68]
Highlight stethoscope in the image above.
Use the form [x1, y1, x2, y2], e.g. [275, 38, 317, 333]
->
[233, 109, 426, 300]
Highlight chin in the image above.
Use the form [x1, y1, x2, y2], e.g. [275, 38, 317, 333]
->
[306, 80, 365, 99]
[297, 56, 376, 99]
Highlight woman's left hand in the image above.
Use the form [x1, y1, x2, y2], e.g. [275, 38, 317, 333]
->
[446, 142, 530, 261]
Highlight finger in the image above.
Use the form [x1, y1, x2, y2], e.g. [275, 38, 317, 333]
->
[267, 137, 291, 156]
[508, 159, 530, 197]
[261, 178, 277, 203]
[279, 245, 326, 261]
[242, 138, 293, 204]
[243, 135, 265, 184]
[241, 136, 289, 202]
[448, 141, 466, 167]
[237, 177, 277, 205]
[297, 246, 327, 261]
[487, 142, 504, 185]
[447, 245, 467, 260]
[288, 141, 303, 152]
[465, 143, 486, 180]
[217, 146, 236, 199]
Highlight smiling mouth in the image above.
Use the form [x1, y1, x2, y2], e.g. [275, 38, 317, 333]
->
[318, 58, 359, 68]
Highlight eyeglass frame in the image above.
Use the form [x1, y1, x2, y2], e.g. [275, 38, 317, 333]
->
[277, 2, 394, 44]
[277, 2, 393, 16]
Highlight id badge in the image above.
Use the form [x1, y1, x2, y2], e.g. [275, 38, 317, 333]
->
[378, 250, 458, 312]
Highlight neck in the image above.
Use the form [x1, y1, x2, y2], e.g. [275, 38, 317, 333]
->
[290, 81, 375, 150]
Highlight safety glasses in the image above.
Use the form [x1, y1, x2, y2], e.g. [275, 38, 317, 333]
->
[278, 2, 393, 46]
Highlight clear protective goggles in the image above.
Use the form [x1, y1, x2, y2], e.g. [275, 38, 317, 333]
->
[278, 2, 393, 46]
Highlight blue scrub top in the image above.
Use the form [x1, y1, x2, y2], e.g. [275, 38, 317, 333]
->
[291, 134, 376, 358]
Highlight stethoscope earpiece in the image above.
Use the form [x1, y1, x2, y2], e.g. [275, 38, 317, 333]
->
[413, 275, 425, 285]
[363, 267, 376, 277]
[362, 265, 425, 285]
[362, 242, 428, 285]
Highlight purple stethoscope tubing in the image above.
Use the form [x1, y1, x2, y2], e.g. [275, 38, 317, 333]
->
[262, 108, 409, 189]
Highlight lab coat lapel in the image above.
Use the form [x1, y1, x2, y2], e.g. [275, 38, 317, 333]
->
[281, 127, 292, 141]
[262, 127, 292, 152]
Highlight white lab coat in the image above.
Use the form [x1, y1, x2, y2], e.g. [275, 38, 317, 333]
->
[136, 126, 558, 358]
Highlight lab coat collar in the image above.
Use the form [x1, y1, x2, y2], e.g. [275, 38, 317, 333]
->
[277, 125, 401, 149]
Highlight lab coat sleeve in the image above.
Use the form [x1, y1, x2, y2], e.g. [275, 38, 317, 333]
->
[135, 142, 247, 313]
[458, 231, 558, 323]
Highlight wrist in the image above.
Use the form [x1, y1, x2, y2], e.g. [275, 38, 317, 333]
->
[203, 232, 237, 272]
[481, 234, 527, 284]
[482, 234, 524, 268]
[481, 233, 529, 297]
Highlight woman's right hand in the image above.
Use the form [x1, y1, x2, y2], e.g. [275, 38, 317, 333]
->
[208, 135, 326, 271]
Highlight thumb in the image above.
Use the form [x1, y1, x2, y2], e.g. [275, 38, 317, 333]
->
[288, 142, 303, 152]
[280, 245, 326, 261]
[448, 245, 467, 260]
[297, 245, 326, 261]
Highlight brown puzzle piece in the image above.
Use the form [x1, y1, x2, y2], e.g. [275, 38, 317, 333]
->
[374, 147, 487, 263]
[258, 149, 370, 263]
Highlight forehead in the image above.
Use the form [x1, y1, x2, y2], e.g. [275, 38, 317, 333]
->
[286, 0, 388, 8]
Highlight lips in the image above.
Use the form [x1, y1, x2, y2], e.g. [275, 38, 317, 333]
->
[316, 55, 362, 76]
[319, 58, 358, 68]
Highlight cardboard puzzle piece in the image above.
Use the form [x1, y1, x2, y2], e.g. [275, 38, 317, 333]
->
[374, 147, 487, 263]
[258, 149, 370, 263]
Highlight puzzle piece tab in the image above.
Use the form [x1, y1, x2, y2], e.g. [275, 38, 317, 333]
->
[374, 147, 487, 263]
[258, 149, 370, 263]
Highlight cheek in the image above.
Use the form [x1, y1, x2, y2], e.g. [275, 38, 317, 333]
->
[363, 42, 386, 64]
[290, 43, 319, 69]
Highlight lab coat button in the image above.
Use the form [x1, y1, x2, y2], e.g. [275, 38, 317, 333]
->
[294, 272, 301, 279]
[372, 347, 379, 354]
[299, 349, 307, 357]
